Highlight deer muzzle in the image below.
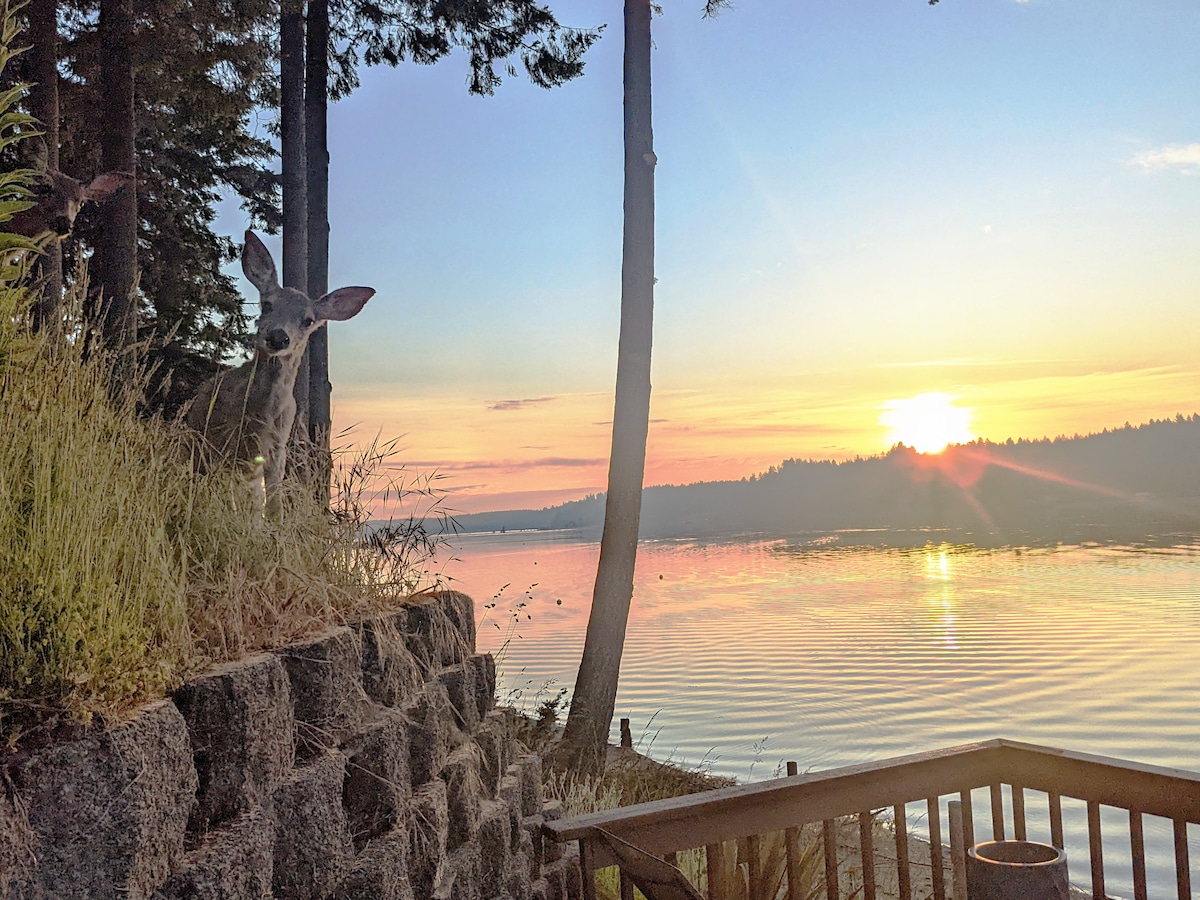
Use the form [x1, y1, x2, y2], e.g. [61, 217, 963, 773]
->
[263, 329, 290, 353]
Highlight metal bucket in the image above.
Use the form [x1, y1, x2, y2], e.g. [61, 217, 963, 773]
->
[966, 840, 1069, 900]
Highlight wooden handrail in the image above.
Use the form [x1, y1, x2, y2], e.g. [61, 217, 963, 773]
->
[545, 738, 1200, 880]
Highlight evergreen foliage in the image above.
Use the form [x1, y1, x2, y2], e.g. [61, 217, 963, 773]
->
[326, 0, 602, 99]
[52, 0, 279, 378]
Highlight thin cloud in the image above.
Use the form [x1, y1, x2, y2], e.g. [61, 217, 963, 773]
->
[488, 396, 558, 411]
[1130, 143, 1200, 174]
[402, 457, 605, 472]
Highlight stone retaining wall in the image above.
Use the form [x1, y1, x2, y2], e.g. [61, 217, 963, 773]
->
[0, 591, 580, 900]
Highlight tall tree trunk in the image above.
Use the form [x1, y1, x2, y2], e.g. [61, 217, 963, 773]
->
[92, 0, 137, 356]
[305, 0, 332, 504]
[559, 0, 655, 775]
[26, 0, 62, 331]
[280, 0, 308, 441]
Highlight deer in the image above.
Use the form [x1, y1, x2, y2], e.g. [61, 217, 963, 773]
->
[6, 140, 133, 240]
[186, 230, 374, 515]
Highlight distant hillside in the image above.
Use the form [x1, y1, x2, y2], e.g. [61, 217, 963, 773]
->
[442, 415, 1200, 541]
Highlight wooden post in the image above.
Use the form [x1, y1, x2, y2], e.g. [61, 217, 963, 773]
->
[948, 799, 967, 900]
[785, 761, 802, 900]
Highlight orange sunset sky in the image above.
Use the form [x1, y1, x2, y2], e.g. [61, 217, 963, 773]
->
[221, 1, 1200, 514]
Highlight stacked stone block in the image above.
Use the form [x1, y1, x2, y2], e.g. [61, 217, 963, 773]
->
[0, 591, 581, 900]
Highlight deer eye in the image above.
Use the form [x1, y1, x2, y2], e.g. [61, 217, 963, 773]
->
[301, 316, 315, 329]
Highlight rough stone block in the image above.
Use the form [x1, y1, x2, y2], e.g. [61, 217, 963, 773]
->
[515, 827, 536, 879]
[515, 755, 543, 818]
[540, 861, 567, 900]
[358, 610, 421, 708]
[0, 790, 34, 896]
[10, 700, 197, 900]
[439, 660, 480, 733]
[172, 653, 294, 832]
[478, 800, 511, 885]
[405, 591, 474, 672]
[276, 627, 369, 756]
[446, 844, 483, 900]
[441, 745, 483, 850]
[530, 878, 550, 900]
[406, 683, 463, 786]
[498, 772, 523, 849]
[521, 815, 544, 881]
[272, 751, 354, 900]
[473, 723, 504, 796]
[332, 823, 413, 900]
[470, 654, 497, 720]
[560, 848, 583, 900]
[505, 851, 532, 900]
[342, 707, 411, 850]
[153, 806, 273, 900]
[410, 780, 449, 900]
[540, 802, 564, 863]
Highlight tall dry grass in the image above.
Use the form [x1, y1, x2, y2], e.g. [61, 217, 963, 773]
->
[0, 282, 452, 745]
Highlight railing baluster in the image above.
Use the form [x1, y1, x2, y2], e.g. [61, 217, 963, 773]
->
[1048, 792, 1064, 850]
[1174, 819, 1192, 900]
[1087, 800, 1105, 900]
[580, 838, 598, 900]
[823, 819, 839, 900]
[989, 783, 1005, 840]
[859, 811, 876, 900]
[928, 797, 946, 900]
[706, 842, 727, 900]
[620, 868, 635, 900]
[894, 804, 912, 900]
[746, 834, 762, 900]
[1129, 810, 1147, 900]
[785, 762, 802, 900]
[959, 790, 974, 850]
[1011, 783, 1027, 841]
[948, 800, 967, 900]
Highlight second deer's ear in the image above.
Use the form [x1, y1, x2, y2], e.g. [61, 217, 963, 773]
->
[314, 286, 374, 322]
[242, 231, 278, 293]
[83, 171, 134, 203]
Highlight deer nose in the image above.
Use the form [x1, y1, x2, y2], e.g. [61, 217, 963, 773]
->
[264, 329, 290, 352]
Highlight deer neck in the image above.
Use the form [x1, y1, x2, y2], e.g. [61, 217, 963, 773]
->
[248, 348, 304, 419]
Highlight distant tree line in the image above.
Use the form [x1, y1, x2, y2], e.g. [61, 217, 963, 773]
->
[453, 414, 1200, 541]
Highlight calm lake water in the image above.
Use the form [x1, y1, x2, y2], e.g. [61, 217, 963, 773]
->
[445, 529, 1200, 897]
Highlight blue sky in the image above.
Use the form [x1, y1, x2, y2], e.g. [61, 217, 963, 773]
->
[220, 0, 1200, 512]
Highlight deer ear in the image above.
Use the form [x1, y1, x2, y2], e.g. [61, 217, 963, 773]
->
[83, 171, 134, 203]
[314, 286, 374, 322]
[241, 231, 278, 293]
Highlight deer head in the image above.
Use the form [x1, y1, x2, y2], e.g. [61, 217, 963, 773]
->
[6, 139, 133, 239]
[241, 230, 374, 360]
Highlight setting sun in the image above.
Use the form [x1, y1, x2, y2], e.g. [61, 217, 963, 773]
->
[879, 392, 974, 454]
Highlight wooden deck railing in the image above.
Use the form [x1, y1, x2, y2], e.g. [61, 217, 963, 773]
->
[544, 738, 1200, 900]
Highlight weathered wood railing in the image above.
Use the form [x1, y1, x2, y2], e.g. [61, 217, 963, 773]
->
[544, 739, 1200, 900]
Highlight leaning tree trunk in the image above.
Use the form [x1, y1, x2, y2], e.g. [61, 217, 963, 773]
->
[26, 0, 62, 331]
[559, 0, 655, 775]
[91, 0, 137, 356]
[280, 0, 308, 445]
[305, 0, 332, 504]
